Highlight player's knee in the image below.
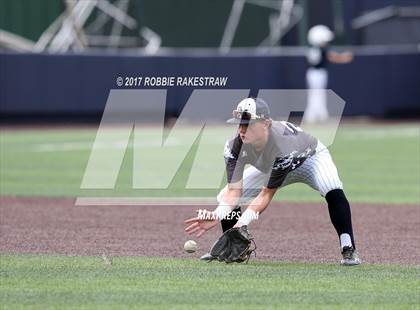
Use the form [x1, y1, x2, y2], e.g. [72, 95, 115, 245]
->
[320, 178, 343, 197]
[321, 186, 342, 197]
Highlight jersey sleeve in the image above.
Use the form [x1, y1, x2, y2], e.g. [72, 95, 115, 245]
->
[266, 146, 316, 189]
[224, 137, 246, 183]
[266, 154, 294, 189]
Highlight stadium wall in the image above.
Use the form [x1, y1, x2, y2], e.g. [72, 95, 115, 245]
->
[0, 51, 419, 120]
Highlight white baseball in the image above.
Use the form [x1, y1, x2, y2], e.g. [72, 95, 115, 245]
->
[184, 240, 197, 253]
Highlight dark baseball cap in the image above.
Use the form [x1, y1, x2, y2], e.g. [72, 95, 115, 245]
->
[226, 97, 271, 125]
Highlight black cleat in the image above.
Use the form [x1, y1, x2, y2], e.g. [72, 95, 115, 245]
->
[341, 246, 361, 266]
[200, 253, 216, 262]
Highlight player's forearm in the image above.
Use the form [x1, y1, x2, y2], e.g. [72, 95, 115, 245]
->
[237, 187, 276, 226]
[223, 186, 242, 208]
[328, 51, 353, 63]
[248, 187, 276, 214]
[212, 185, 242, 220]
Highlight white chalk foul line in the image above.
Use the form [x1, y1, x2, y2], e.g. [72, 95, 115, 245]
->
[75, 197, 216, 206]
[31, 138, 180, 152]
[27, 127, 419, 152]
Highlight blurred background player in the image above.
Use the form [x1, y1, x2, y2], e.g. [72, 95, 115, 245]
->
[304, 25, 353, 123]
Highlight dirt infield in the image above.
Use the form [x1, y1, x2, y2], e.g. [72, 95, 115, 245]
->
[1, 197, 419, 265]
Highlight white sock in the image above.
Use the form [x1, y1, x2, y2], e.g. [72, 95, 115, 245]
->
[340, 233, 352, 249]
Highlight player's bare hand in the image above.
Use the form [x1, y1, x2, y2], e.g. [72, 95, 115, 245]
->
[184, 209, 218, 237]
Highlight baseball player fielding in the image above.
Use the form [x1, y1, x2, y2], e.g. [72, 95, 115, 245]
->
[185, 97, 361, 266]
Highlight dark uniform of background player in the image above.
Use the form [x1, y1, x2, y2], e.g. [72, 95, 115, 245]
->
[304, 25, 354, 123]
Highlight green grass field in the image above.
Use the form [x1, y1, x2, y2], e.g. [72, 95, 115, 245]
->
[1, 123, 419, 309]
[1, 124, 419, 204]
[1, 255, 419, 309]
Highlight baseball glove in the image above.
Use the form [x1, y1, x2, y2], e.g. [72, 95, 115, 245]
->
[209, 226, 256, 263]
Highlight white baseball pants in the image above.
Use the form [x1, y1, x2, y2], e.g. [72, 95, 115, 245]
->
[304, 67, 329, 123]
[217, 141, 343, 206]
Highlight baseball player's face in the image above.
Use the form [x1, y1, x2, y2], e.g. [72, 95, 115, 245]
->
[239, 121, 268, 145]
